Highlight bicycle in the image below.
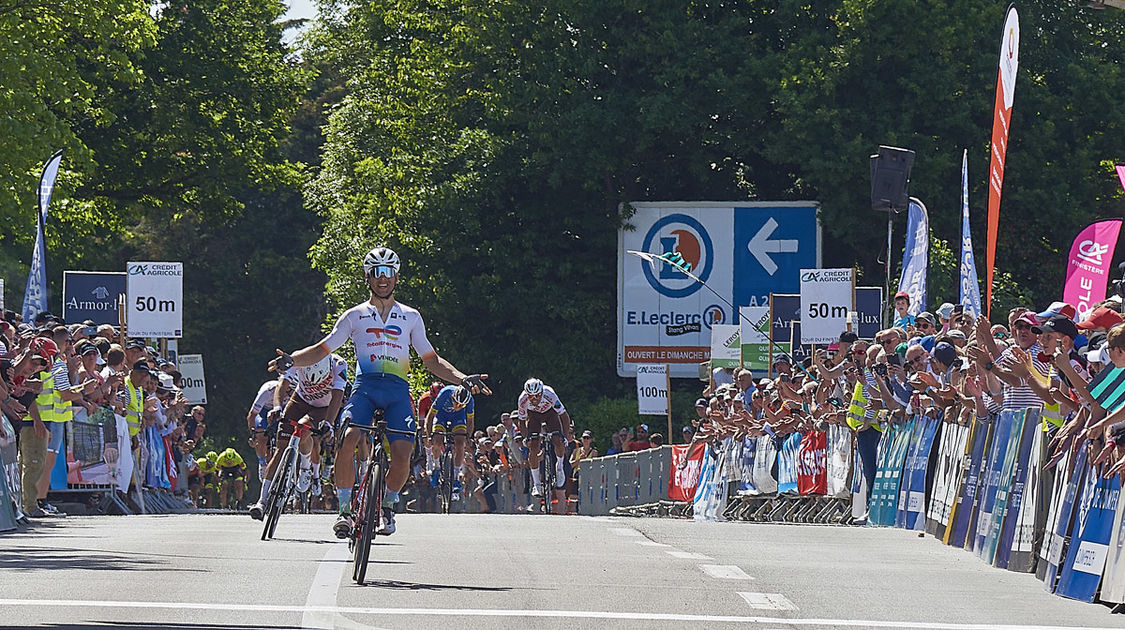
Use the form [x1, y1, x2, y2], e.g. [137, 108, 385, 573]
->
[536, 430, 564, 514]
[343, 409, 413, 585]
[261, 418, 311, 541]
[434, 434, 457, 514]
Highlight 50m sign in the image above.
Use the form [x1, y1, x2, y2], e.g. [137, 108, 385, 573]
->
[126, 262, 183, 338]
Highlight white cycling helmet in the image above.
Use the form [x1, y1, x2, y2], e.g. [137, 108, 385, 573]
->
[451, 385, 472, 407]
[363, 246, 400, 277]
[300, 356, 332, 386]
[523, 378, 544, 396]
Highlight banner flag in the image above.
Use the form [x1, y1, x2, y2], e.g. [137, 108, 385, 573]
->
[959, 150, 984, 318]
[984, 5, 1020, 318]
[1117, 165, 1125, 192]
[668, 442, 706, 501]
[898, 200, 929, 316]
[22, 151, 63, 322]
[1062, 220, 1123, 321]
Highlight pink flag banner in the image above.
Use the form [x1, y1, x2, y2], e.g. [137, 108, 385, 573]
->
[1064, 219, 1123, 320]
[1116, 164, 1125, 192]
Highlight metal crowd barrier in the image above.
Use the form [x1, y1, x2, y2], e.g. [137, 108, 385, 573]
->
[578, 446, 672, 516]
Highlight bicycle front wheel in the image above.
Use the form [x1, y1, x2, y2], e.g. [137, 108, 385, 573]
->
[353, 460, 381, 585]
[440, 449, 454, 514]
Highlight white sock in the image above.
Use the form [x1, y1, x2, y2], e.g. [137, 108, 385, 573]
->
[530, 468, 541, 488]
[555, 456, 565, 478]
[299, 453, 311, 469]
[311, 462, 320, 477]
[259, 479, 272, 503]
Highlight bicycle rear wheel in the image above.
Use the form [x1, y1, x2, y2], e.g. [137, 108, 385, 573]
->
[353, 456, 382, 585]
[541, 447, 556, 514]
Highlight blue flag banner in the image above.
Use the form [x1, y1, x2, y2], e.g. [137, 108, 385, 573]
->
[960, 150, 984, 318]
[898, 199, 929, 316]
[22, 151, 63, 322]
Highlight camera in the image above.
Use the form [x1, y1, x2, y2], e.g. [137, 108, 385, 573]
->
[873, 363, 888, 377]
[82, 325, 98, 336]
[827, 397, 843, 408]
[887, 355, 902, 367]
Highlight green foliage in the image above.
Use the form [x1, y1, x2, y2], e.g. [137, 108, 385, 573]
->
[303, 0, 1125, 423]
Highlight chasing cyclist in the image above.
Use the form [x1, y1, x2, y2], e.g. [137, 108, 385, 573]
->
[248, 354, 347, 520]
[424, 385, 474, 501]
[517, 378, 573, 513]
[246, 376, 282, 482]
[268, 246, 489, 538]
[215, 447, 247, 509]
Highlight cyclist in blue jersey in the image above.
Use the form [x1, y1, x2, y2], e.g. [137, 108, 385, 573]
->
[423, 385, 474, 501]
[269, 246, 490, 538]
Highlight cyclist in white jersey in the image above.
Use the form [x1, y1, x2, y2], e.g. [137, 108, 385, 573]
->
[268, 246, 490, 538]
[246, 378, 281, 482]
[518, 378, 574, 512]
[249, 354, 347, 520]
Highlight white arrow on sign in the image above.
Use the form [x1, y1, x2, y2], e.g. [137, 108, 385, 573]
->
[747, 218, 799, 276]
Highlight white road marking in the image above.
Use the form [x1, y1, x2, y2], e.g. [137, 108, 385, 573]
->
[0, 599, 1112, 629]
[633, 540, 671, 547]
[700, 564, 754, 579]
[739, 592, 799, 611]
[665, 550, 713, 560]
[608, 527, 642, 536]
[301, 542, 350, 630]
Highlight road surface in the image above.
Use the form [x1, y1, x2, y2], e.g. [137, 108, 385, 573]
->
[2, 512, 1124, 629]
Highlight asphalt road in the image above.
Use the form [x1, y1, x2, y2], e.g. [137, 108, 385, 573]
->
[2, 512, 1124, 630]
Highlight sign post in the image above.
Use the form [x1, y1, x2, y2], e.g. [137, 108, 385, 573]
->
[126, 262, 183, 339]
[798, 268, 855, 345]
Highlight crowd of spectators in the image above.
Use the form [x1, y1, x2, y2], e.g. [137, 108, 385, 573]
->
[683, 292, 1125, 520]
[0, 309, 208, 519]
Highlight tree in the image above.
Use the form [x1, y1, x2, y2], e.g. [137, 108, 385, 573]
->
[304, 0, 1125, 419]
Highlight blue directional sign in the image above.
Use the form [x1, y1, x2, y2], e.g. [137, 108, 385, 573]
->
[733, 204, 820, 310]
[63, 271, 125, 325]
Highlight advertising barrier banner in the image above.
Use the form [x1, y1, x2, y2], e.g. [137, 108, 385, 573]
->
[777, 433, 801, 494]
[669, 443, 706, 501]
[797, 430, 827, 496]
[1056, 457, 1121, 602]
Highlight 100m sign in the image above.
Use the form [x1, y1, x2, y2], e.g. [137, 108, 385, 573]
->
[638, 386, 667, 398]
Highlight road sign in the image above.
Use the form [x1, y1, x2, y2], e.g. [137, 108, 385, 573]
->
[636, 364, 668, 415]
[178, 354, 206, 405]
[618, 202, 820, 378]
[63, 271, 125, 325]
[799, 268, 855, 344]
[126, 262, 183, 338]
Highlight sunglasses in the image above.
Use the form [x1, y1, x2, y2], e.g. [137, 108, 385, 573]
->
[369, 265, 397, 279]
[994, 331, 1007, 339]
[918, 322, 933, 329]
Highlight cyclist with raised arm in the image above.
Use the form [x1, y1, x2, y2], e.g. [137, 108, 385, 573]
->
[248, 354, 346, 520]
[268, 246, 489, 538]
[518, 378, 573, 512]
[424, 385, 473, 501]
